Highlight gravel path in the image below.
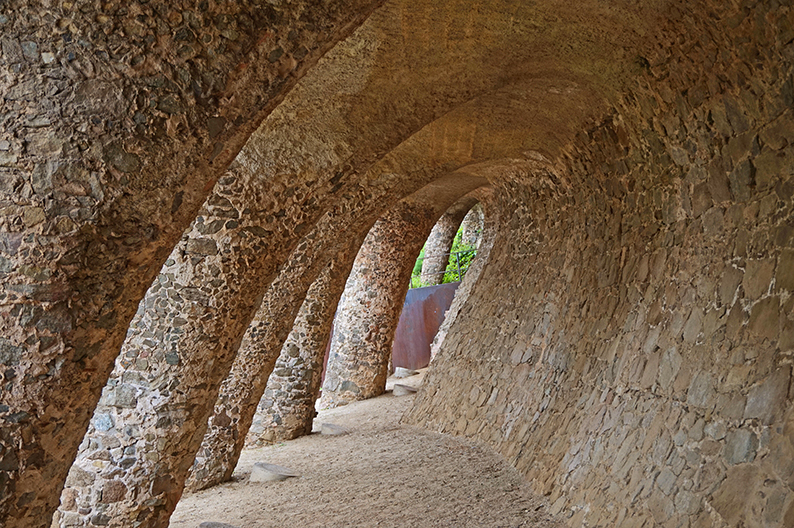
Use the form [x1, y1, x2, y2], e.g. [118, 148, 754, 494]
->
[170, 372, 564, 528]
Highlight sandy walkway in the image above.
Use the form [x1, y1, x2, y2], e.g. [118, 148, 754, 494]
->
[170, 372, 564, 528]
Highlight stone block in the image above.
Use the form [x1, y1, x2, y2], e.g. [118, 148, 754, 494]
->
[109, 384, 137, 408]
[704, 421, 727, 441]
[59, 512, 83, 526]
[754, 148, 794, 190]
[767, 435, 794, 492]
[100, 480, 127, 503]
[744, 367, 791, 425]
[658, 347, 682, 391]
[682, 308, 703, 344]
[673, 490, 700, 515]
[92, 413, 114, 432]
[777, 249, 794, 292]
[688, 419, 704, 441]
[716, 392, 746, 422]
[647, 490, 675, 524]
[728, 159, 755, 202]
[760, 111, 794, 150]
[711, 465, 761, 525]
[249, 462, 300, 482]
[723, 428, 758, 465]
[657, 468, 677, 496]
[748, 296, 780, 341]
[701, 207, 724, 236]
[742, 258, 775, 300]
[65, 466, 95, 488]
[686, 372, 714, 409]
[60, 488, 79, 511]
[185, 238, 218, 256]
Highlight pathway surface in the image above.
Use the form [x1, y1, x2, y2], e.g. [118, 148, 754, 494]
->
[170, 372, 565, 528]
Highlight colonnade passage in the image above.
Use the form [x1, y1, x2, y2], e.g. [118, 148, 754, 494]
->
[1, 0, 793, 527]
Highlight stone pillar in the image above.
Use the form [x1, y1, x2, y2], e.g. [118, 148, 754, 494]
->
[246, 252, 354, 446]
[183, 230, 366, 492]
[321, 202, 441, 407]
[419, 200, 476, 286]
[186, 181, 487, 491]
[0, 3, 381, 526]
[460, 203, 485, 248]
[52, 22, 396, 522]
[54, 160, 341, 528]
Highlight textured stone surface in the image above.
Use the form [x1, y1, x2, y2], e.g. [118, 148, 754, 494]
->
[245, 262, 349, 447]
[4, 1, 792, 527]
[0, 1, 382, 525]
[406, 4, 794, 527]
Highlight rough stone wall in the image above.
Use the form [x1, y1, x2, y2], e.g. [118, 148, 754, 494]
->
[429, 190, 496, 360]
[321, 200, 451, 407]
[0, 1, 381, 524]
[419, 199, 476, 286]
[407, 4, 794, 527]
[1, 0, 675, 521]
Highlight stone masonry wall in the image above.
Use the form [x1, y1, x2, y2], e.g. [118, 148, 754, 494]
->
[407, 3, 794, 527]
[429, 189, 496, 360]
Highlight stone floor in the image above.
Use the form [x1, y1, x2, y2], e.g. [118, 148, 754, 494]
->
[170, 372, 564, 528]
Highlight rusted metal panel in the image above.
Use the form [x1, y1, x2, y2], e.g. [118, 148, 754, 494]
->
[391, 282, 460, 370]
[321, 281, 458, 381]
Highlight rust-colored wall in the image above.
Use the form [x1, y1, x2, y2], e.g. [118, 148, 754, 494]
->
[392, 282, 460, 370]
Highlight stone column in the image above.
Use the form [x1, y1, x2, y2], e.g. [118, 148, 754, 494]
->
[186, 180, 487, 491]
[52, 20, 397, 523]
[419, 200, 476, 286]
[246, 252, 353, 446]
[183, 228, 367, 492]
[0, 3, 381, 526]
[320, 202, 442, 407]
[460, 203, 485, 248]
[54, 160, 342, 528]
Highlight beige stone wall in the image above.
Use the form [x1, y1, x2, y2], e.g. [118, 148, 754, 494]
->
[407, 4, 794, 526]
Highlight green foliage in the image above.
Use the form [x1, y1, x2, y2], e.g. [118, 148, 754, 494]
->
[441, 229, 476, 283]
[410, 225, 477, 288]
